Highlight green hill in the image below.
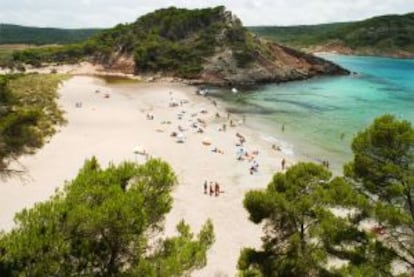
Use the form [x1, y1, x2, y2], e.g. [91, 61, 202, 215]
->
[4, 6, 347, 85]
[0, 24, 102, 45]
[249, 12, 414, 58]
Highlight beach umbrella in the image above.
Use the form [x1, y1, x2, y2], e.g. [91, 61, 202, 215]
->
[237, 146, 246, 153]
[236, 146, 247, 157]
[202, 137, 212, 146]
[176, 133, 186, 143]
[133, 145, 146, 155]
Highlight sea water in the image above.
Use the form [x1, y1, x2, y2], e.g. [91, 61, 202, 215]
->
[211, 54, 414, 172]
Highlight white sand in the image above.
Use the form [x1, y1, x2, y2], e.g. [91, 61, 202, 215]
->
[0, 76, 292, 276]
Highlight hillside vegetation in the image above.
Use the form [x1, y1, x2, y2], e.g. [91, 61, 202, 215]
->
[0, 24, 101, 45]
[4, 6, 347, 85]
[0, 74, 67, 175]
[249, 12, 414, 58]
[8, 6, 253, 77]
[0, 158, 214, 276]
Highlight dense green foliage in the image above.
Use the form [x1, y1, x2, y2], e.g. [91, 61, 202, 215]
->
[11, 44, 91, 67]
[128, 6, 227, 76]
[239, 115, 414, 276]
[238, 163, 394, 276]
[0, 74, 66, 176]
[96, 6, 255, 74]
[249, 12, 414, 56]
[249, 23, 347, 48]
[345, 114, 414, 267]
[7, 6, 256, 76]
[0, 24, 101, 45]
[0, 158, 214, 276]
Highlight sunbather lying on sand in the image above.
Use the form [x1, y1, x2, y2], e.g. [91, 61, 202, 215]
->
[211, 147, 224, 154]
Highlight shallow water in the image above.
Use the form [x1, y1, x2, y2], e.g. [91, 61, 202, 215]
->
[211, 54, 414, 172]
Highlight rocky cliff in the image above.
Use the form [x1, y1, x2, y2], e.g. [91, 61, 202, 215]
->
[200, 37, 348, 86]
[88, 6, 349, 85]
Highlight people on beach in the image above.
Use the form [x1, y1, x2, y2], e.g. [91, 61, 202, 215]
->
[249, 160, 259, 175]
[204, 180, 208, 194]
[322, 160, 330, 168]
[212, 147, 224, 154]
[236, 133, 246, 146]
[272, 144, 281, 151]
[205, 181, 222, 197]
[281, 158, 286, 170]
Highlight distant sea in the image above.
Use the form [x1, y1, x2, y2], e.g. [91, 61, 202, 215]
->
[211, 54, 414, 172]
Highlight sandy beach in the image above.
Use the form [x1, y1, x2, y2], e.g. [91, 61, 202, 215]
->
[0, 76, 292, 276]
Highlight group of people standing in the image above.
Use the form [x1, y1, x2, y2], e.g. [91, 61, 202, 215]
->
[249, 160, 259, 175]
[204, 181, 221, 197]
[322, 160, 330, 168]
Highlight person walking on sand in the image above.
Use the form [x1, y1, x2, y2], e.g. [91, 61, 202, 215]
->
[281, 158, 286, 170]
[215, 182, 220, 197]
[204, 180, 208, 194]
[209, 184, 214, 196]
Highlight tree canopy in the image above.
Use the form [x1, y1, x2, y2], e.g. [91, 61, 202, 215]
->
[249, 12, 414, 57]
[239, 114, 414, 276]
[345, 114, 414, 267]
[0, 24, 101, 45]
[0, 158, 214, 276]
[0, 74, 66, 177]
[238, 162, 395, 276]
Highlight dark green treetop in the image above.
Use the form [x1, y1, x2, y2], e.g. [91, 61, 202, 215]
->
[0, 158, 214, 276]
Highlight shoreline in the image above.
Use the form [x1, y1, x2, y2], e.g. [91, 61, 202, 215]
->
[0, 75, 294, 276]
[205, 86, 347, 175]
[313, 50, 414, 60]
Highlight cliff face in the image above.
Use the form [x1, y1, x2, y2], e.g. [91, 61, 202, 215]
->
[92, 6, 350, 85]
[200, 38, 348, 86]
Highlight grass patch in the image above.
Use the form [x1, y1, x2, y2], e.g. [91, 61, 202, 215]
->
[98, 75, 140, 84]
[0, 73, 68, 175]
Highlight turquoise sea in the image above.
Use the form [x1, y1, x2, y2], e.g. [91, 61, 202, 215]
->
[212, 55, 414, 172]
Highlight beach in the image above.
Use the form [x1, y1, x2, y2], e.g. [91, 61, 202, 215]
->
[0, 76, 292, 276]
